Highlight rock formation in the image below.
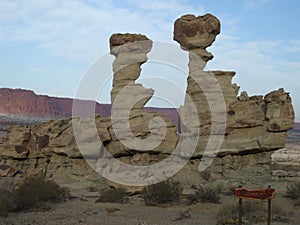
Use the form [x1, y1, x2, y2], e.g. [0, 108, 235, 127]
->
[173, 14, 295, 157]
[272, 143, 300, 178]
[106, 33, 178, 156]
[0, 14, 296, 192]
[109, 33, 153, 109]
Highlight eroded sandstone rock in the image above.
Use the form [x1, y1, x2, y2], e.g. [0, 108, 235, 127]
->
[174, 14, 294, 158]
[0, 13, 296, 193]
[272, 143, 300, 178]
[109, 33, 153, 107]
[174, 14, 220, 50]
[108, 33, 178, 158]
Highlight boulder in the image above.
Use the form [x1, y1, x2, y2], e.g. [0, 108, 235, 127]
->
[174, 14, 220, 50]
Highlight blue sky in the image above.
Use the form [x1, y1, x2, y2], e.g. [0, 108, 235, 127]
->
[0, 0, 299, 120]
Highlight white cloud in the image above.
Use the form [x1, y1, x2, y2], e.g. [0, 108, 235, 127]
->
[0, 0, 203, 61]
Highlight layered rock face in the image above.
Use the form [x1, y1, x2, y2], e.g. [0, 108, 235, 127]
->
[272, 143, 300, 179]
[173, 14, 295, 157]
[0, 14, 296, 190]
[0, 115, 178, 190]
[107, 33, 178, 156]
[110, 33, 153, 108]
[0, 118, 100, 190]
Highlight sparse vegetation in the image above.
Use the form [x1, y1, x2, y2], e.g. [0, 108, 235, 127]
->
[222, 185, 236, 196]
[216, 203, 238, 225]
[294, 199, 300, 207]
[96, 187, 128, 203]
[272, 204, 294, 223]
[142, 179, 183, 206]
[216, 201, 294, 225]
[0, 177, 69, 216]
[189, 185, 220, 204]
[14, 177, 69, 211]
[285, 182, 300, 200]
[0, 188, 14, 216]
[200, 170, 211, 181]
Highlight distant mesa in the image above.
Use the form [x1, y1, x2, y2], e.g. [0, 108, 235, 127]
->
[0, 88, 110, 118]
[0, 88, 179, 126]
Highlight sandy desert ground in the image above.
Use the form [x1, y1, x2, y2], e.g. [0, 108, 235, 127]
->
[0, 190, 300, 225]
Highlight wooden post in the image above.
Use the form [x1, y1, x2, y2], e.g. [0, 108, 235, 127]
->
[238, 185, 243, 225]
[267, 185, 272, 225]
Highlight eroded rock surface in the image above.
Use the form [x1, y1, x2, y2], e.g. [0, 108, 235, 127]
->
[108, 33, 178, 157]
[174, 14, 294, 157]
[0, 14, 296, 192]
[272, 143, 300, 178]
[174, 14, 220, 50]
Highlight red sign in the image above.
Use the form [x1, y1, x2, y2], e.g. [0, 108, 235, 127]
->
[235, 188, 275, 200]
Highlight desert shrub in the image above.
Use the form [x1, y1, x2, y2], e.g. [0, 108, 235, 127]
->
[272, 204, 294, 224]
[285, 182, 300, 200]
[216, 204, 238, 225]
[200, 170, 211, 181]
[0, 188, 14, 216]
[216, 201, 265, 225]
[96, 187, 128, 203]
[222, 185, 236, 196]
[295, 199, 300, 207]
[216, 201, 293, 225]
[14, 177, 69, 211]
[0, 177, 69, 214]
[242, 201, 266, 223]
[142, 179, 183, 206]
[88, 185, 101, 192]
[188, 185, 220, 204]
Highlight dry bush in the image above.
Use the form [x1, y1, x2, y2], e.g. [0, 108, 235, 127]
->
[191, 185, 220, 204]
[216, 204, 238, 225]
[0, 177, 69, 215]
[200, 170, 211, 181]
[216, 201, 293, 225]
[142, 179, 183, 206]
[96, 187, 128, 203]
[222, 185, 237, 196]
[272, 204, 294, 224]
[295, 199, 300, 207]
[14, 177, 69, 211]
[0, 188, 14, 217]
[285, 182, 300, 200]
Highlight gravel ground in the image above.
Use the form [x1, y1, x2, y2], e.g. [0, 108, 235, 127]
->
[0, 195, 299, 225]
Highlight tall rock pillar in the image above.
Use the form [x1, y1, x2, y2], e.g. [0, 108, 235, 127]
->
[109, 33, 153, 115]
[173, 14, 225, 156]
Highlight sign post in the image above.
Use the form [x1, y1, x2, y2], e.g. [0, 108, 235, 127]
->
[267, 185, 272, 225]
[235, 185, 275, 225]
[238, 185, 243, 225]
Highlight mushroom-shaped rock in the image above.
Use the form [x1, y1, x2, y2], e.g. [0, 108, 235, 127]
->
[173, 14, 220, 49]
[110, 33, 152, 56]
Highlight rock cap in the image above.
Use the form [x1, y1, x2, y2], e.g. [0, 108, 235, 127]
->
[173, 14, 220, 49]
[110, 33, 152, 56]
